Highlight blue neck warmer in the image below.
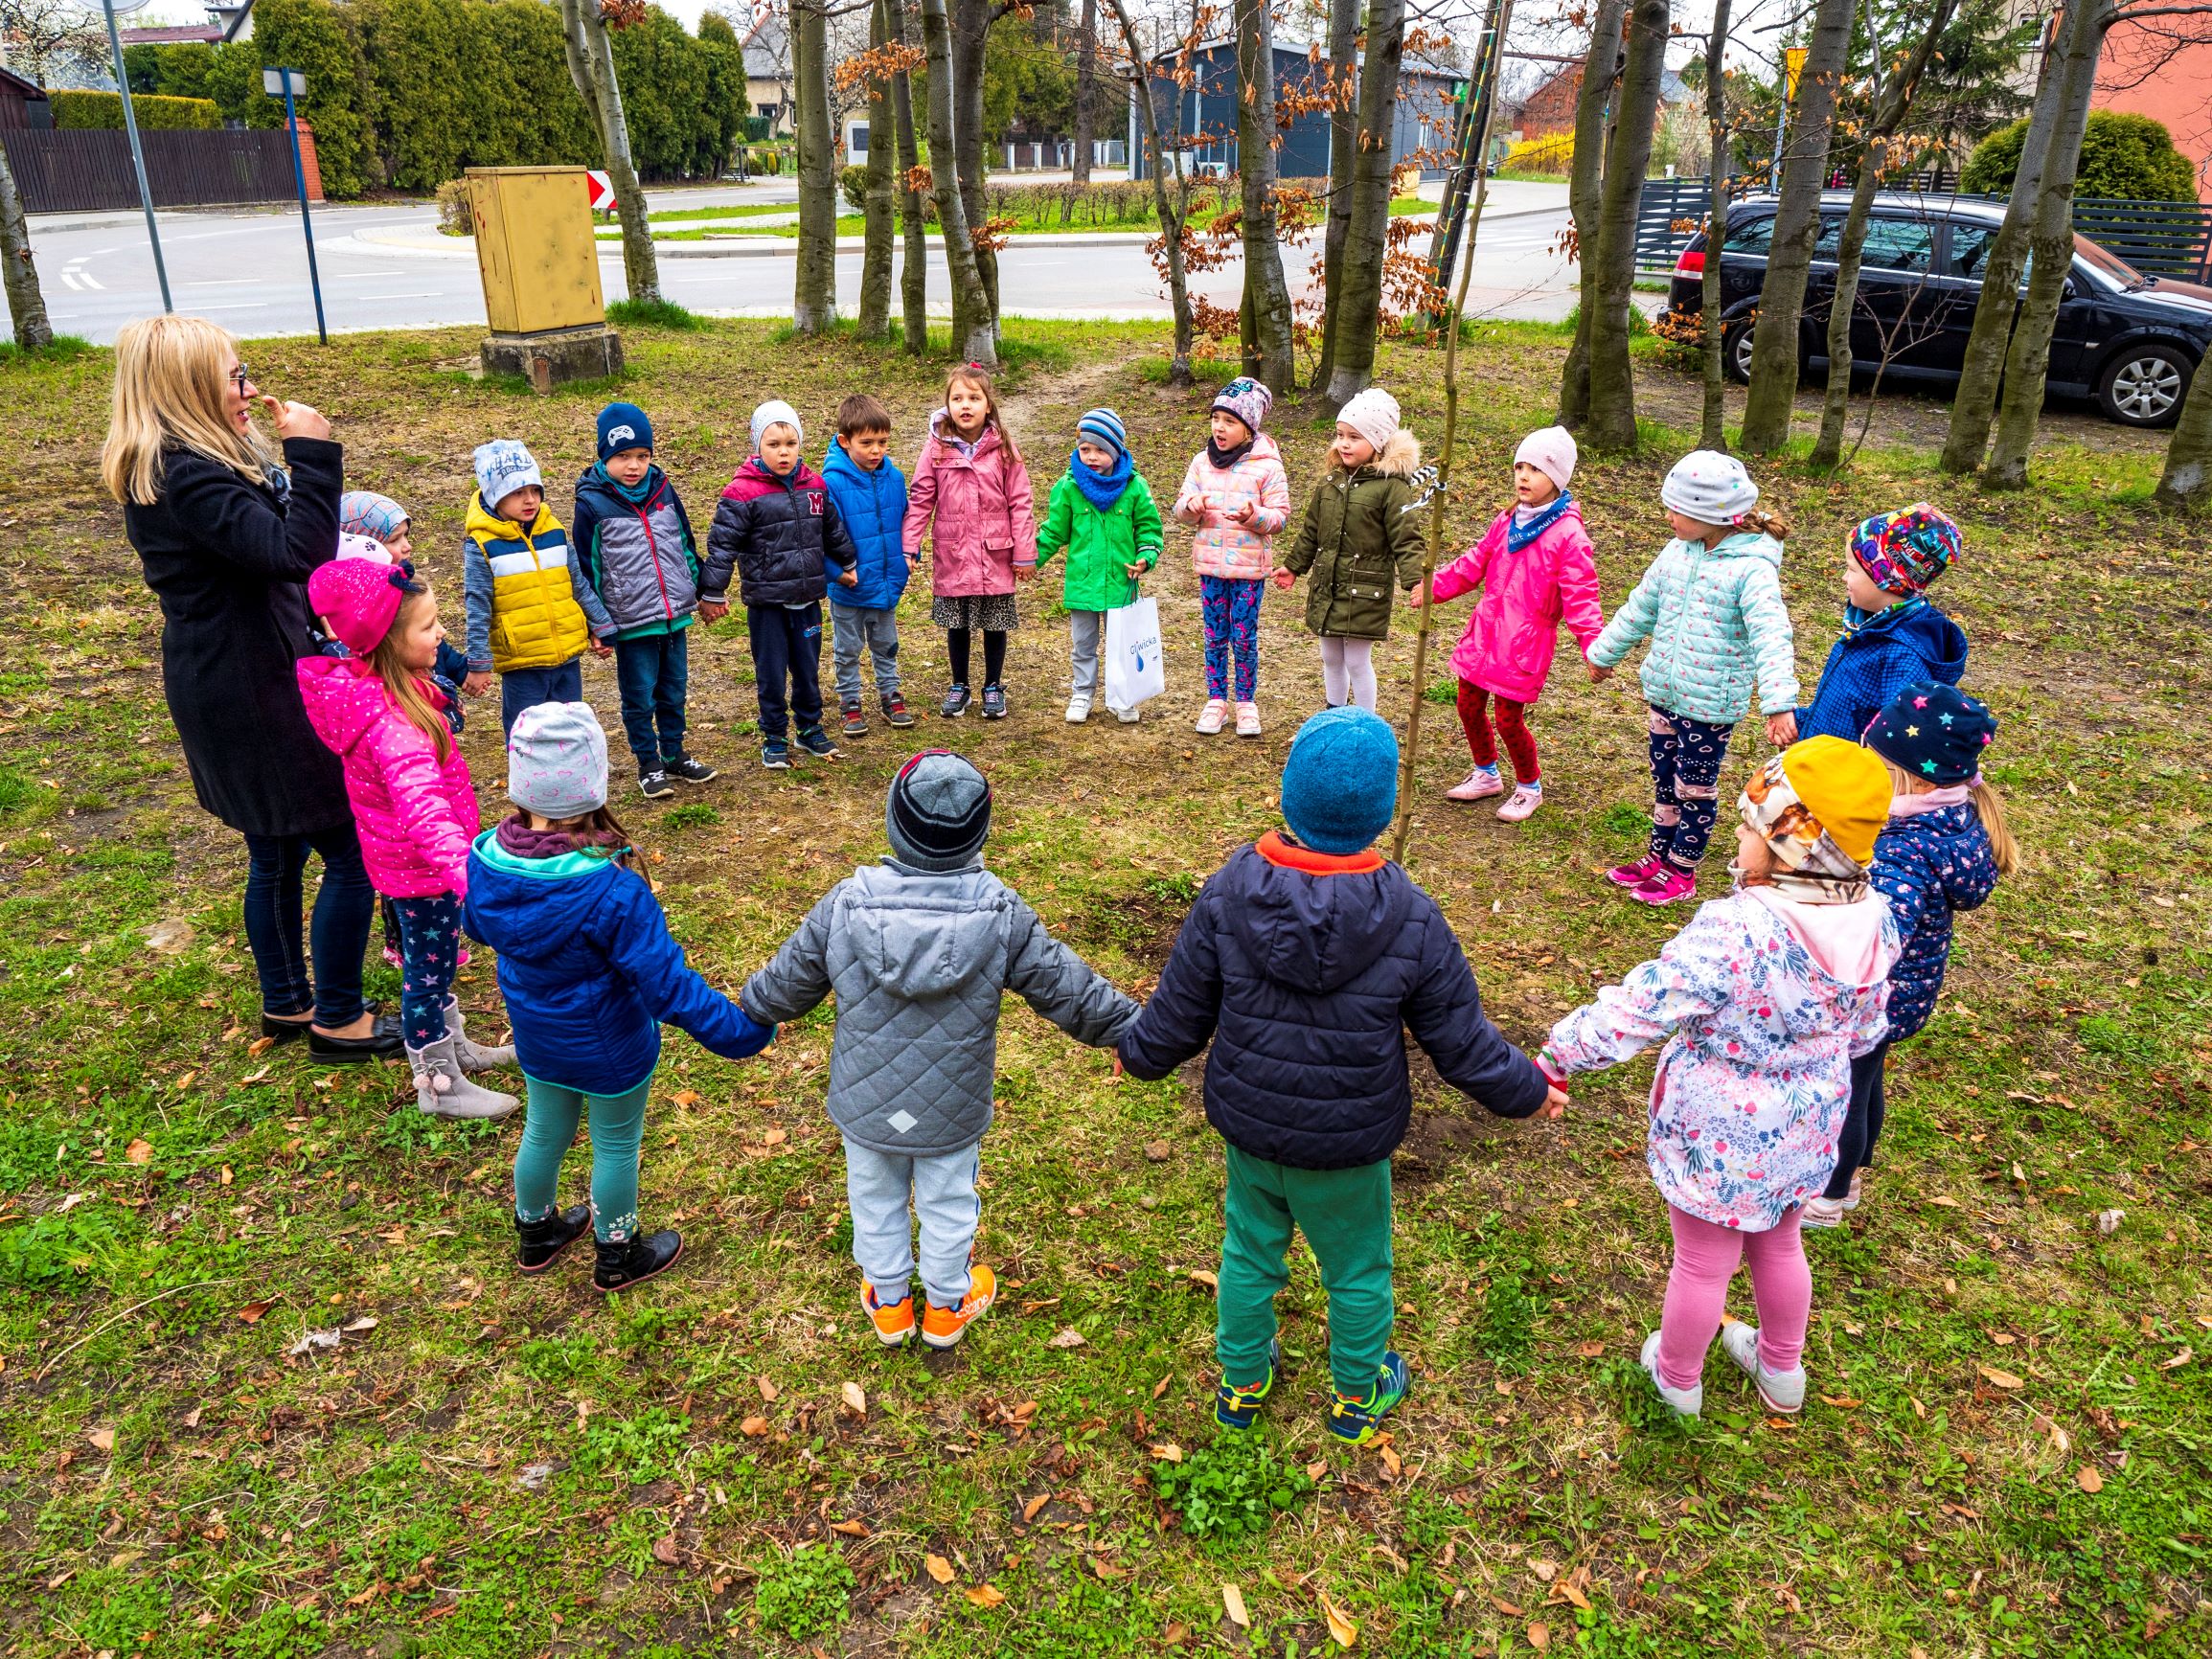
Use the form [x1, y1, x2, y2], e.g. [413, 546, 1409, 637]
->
[1506, 490, 1572, 552]
[591, 461, 660, 508]
[1069, 446, 1132, 512]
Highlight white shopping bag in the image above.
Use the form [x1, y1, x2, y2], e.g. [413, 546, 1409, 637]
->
[1103, 596, 1167, 712]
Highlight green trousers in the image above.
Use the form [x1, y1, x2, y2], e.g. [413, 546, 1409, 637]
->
[513, 1075, 651, 1243]
[1218, 1144, 1395, 1398]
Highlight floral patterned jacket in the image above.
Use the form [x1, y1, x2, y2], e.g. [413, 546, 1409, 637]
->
[1544, 887, 1898, 1230]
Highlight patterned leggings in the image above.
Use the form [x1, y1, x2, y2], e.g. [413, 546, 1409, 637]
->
[1457, 682, 1539, 781]
[386, 892, 464, 1047]
[1199, 575, 1264, 702]
[1647, 705, 1734, 870]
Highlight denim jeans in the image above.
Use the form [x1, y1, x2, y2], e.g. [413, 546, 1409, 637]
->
[240, 822, 376, 1028]
[499, 658, 584, 739]
[830, 603, 901, 704]
[387, 892, 464, 1046]
[612, 629, 690, 768]
[747, 602, 824, 741]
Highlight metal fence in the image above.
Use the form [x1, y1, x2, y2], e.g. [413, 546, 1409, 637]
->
[1, 127, 299, 215]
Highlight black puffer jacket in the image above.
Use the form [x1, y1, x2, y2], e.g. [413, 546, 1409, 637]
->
[703, 458, 858, 607]
[1119, 832, 1547, 1169]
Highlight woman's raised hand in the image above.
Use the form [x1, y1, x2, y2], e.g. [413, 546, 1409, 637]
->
[261, 396, 331, 443]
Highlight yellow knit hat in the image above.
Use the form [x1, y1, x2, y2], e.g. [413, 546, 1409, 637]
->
[1779, 736, 1891, 867]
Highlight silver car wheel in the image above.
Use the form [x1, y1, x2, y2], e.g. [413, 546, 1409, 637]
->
[2110, 354, 2183, 422]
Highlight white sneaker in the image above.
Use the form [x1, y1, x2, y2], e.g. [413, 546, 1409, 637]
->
[1234, 701, 1262, 738]
[1639, 1330, 1702, 1419]
[1195, 699, 1228, 735]
[1064, 694, 1092, 723]
[1799, 1195, 1848, 1230]
[1113, 704, 1141, 724]
[1720, 1321, 1807, 1415]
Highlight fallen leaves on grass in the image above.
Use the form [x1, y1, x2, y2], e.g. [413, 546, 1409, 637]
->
[1527, 1621, 1552, 1651]
[235, 1300, 274, 1324]
[739, 1416, 770, 1438]
[1187, 1269, 1219, 1291]
[2077, 1465, 2105, 1493]
[86, 1427, 114, 1452]
[831, 1519, 869, 1537]
[963, 1583, 1006, 1608]
[756, 1375, 779, 1402]
[1978, 1366, 2025, 1391]
[124, 1139, 151, 1165]
[1319, 1589, 1357, 1647]
[924, 1554, 956, 1585]
[1221, 1582, 1249, 1627]
[841, 1380, 866, 1415]
[1046, 1328, 1086, 1349]
[1022, 1493, 1050, 1522]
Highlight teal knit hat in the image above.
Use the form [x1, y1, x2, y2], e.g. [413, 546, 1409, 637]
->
[1281, 708, 1399, 854]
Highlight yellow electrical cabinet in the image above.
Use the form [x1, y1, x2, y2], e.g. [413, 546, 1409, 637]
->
[467, 167, 604, 333]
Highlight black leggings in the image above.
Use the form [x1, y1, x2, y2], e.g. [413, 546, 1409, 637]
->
[1824, 1039, 1892, 1199]
[947, 627, 1007, 688]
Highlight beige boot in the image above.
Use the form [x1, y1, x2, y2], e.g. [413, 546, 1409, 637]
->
[444, 997, 516, 1073]
[409, 1036, 520, 1120]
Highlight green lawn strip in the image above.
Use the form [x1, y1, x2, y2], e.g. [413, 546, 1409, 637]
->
[627, 196, 1432, 243]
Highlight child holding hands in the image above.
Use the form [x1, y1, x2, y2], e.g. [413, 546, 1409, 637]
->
[461, 441, 606, 738]
[1174, 377, 1288, 737]
[1037, 407, 1161, 724]
[1795, 504, 1967, 744]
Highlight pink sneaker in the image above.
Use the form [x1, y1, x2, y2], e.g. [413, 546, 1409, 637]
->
[1630, 864, 1698, 906]
[1496, 784, 1542, 823]
[1446, 767, 1505, 803]
[1606, 853, 1662, 888]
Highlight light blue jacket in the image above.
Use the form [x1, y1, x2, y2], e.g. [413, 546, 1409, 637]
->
[1588, 531, 1799, 723]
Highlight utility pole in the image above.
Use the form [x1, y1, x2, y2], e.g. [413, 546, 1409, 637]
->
[266, 68, 329, 344]
[100, 0, 171, 311]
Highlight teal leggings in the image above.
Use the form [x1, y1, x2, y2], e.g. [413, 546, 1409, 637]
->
[513, 1075, 651, 1243]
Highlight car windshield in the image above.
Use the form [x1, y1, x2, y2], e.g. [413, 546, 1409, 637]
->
[2074, 236, 2148, 288]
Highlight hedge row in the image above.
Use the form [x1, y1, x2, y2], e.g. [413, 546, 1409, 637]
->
[50, 91, 221, 132]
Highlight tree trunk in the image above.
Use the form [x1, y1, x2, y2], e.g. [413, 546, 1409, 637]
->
[1321, 0, 1407, 409]
[0, 135, 54, 351]
[1698, 0, 1732, 450]
[1108, 0, 1193, 382]
[950, 0, 999, 337]
[1580, 0, 1669, 452]
[888, 0, 929, 353]
[1311, 0, 1363, 392]
[1072, 0, 1098, 184]
[561, 0, 660, 307]
[2156, 342, 2212, 506]
[1556, 0, 1627, 428]
[919, 0, 996, 363]
[1736, 0, 1856, 453]
[855, 0, 898, 340]
[1981, 0, 2110, 489]
[1236, 0, 1295, 392]
[792, 0, 840, 334]
[1808, 0, 1955, 469]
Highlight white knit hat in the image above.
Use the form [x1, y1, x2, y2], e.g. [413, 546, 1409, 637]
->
[1336, 387, 1401, 453]
[750, 398, 804, 453]
[1660, 449, 1760, 525]
[1514, 425, 1578, 492]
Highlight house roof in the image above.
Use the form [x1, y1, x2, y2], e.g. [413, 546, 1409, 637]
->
[742, 13, 789, 80]
[119, 24, 223, 44]
[0, 64, 48, 102]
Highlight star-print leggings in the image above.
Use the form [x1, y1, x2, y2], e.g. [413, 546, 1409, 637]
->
[1646, 705, 1734, 871]
[1199, 575, 1264, 702]
[386, 892, 464, 1047]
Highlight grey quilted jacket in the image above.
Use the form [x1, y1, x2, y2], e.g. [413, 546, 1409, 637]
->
[740, 860, 1138, 1156]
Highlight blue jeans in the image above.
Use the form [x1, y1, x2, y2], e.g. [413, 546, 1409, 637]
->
[241, 823, 375, 1028]
[747, 602, 824, 742]
[387, 892, 464, 1046]
[613, 629, 690, 768]
[499, 658, 584, 739]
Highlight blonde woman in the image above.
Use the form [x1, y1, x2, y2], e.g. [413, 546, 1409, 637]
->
[104, 314, 398, 1062]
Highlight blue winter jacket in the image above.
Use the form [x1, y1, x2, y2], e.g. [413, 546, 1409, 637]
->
[1797, 598, 1968, 743]
[1869, 803, 1998, 1043]
[462, 828, 772, 1094]
[820, 439, 911, 611]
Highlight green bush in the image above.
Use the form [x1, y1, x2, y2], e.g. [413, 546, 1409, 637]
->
[49, 91, 220, 131]
[1962, 109, 2199, 202]
[841, 162, 870, 212]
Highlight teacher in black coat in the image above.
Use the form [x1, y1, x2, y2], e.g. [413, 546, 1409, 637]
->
[103, 315, 399, 1060]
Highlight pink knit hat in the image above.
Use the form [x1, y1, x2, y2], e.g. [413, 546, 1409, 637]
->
[308, 556, 417, 655]
[1514, 425, 1577, 493]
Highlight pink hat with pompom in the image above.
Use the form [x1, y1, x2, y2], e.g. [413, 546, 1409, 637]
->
[308, 556, 417, 656]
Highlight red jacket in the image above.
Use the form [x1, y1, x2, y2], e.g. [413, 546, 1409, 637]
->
[1427, 499, 1604, 703]
[901, 412, 1038, 598]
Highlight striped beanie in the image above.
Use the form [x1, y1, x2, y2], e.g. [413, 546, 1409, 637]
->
[885, 750, 992, 872]
[1077, 407, 1128, 462]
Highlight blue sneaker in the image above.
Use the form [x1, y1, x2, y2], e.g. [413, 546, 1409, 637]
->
[761, 739, 791, 770]
[1327, 1351, 1410, 1444]
[1215, 1339, 1283, 1430]
[795, 725, 840, 760]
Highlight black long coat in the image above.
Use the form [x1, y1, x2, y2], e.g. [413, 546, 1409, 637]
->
[125, 437, 349, 838]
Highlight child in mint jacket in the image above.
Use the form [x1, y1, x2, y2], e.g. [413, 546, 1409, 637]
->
[1036, 408, 1162, 724]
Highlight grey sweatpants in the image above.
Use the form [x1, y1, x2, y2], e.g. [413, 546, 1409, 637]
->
[831, 603, 901, 703]
[1068, 608, 1104, 700]
[842, 1137, 980, 1308]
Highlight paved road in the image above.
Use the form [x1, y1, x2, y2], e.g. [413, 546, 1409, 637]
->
[28, 182, 1585, 344]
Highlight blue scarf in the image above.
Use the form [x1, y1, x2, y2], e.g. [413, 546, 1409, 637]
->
[1069, 446, 1132, 513]
[1506, 490, 1572, 553]
[591, 460, 660, 508]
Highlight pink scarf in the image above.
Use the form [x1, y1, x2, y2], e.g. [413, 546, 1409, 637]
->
[1888, 782, 1975, 820]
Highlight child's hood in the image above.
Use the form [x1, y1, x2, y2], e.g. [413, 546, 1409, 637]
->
[296, 654, 413, 758]
[1848, 598, 1967, 680]
[1743, 884, 1897, 993]
[1685, 529, 1783, 569]
[926, 408, 1002, 460]
[1223, 843, 1413, 994]
[575, 461, 670, 511]
[821, 440, 903, 490]
[838, 860, 1009, 998]
[464, 828, 626, 962]
[721, 455, 824, 502]
[1356, 429, 1423, 481]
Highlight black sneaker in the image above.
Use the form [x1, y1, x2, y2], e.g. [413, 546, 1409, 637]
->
[666, 755, 718, 784]
[795, 725, 840, 760]
[980, 683, 1008, 720]
[638, 767, 675, 800]
[594, 1229, 682, 1293]
[840, 698, 869, 739]
[941, 684, 971, 718]
[882, 693, 916, 728]
[762, 740, 791, 770]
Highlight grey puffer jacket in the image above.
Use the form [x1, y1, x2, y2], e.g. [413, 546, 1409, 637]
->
[741, 860, 1138, 1156]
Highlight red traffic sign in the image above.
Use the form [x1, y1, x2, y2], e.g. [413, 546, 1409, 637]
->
[585, 170, 617, 213]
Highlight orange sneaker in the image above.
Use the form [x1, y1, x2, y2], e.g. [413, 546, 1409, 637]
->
[920, 1264, 996, 1350]
[863, 1283, 916, 1347]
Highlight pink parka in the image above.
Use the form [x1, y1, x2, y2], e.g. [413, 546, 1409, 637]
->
[296, 656, 479, 899]
[1426, 499, 1605, 704]
[1171, 434, 1291, 580]
[901, 412, 1038, 598]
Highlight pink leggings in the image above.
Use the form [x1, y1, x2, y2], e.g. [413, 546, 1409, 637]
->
[1656, 1204, 1812, 1390]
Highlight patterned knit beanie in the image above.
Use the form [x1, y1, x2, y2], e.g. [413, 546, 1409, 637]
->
[472, 440, 542, 511]
[1863, 681, 1995, 785]
[1660, 450, 1759, 526]
[1211, 376, 1272, 437]
[1850, 503, 1962, 597]
[339, 490, 409, 546]
[1336, 388, 1401, 454]
[508, 702, 609, 820]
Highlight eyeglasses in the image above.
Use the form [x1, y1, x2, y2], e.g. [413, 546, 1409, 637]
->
[230, 363, 251, 396]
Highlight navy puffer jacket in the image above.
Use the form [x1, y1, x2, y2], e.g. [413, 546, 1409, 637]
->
[1870, 802, 1998, 1042]
[703, 458, 858, 607]
[1118, 833, 1548, 1169]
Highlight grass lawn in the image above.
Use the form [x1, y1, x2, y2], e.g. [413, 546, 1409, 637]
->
[624, 198, 1433, 242]
[2, 314, 2208, 1658]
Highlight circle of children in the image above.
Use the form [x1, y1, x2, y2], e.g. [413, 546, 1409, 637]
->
[297, 358, 2020, 1439]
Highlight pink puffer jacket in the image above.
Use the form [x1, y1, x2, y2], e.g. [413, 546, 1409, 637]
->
[1427, 499, 1605, 704]
[901, 412, 1038, 598]
[1172, 434, 1291, 580]
[296, 656, 479, 898]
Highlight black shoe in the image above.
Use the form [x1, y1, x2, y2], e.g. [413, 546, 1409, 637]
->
[882, 693, 915, 728]
[666, 755, 718, 784]
[795, 726, 840, 759]
[307, 1014, 406, 1064]
[941, 684, 971, 718]
[840, 698, 869, 739]
[261, 1011, 313, 1047]
[762, 740, 791, 770]
[595, 1229, 682, 1293]
[516, 1204, 593, 1273]
[639, 767, 675, 800]
[980, 683, 1008, 720]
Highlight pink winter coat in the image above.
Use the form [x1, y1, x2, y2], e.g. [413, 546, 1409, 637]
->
[901, 412, 1038, 598]
[1172, 434, 1291, 580]
[296, 656, 479, 899]
[1426, 499, 1605, 704]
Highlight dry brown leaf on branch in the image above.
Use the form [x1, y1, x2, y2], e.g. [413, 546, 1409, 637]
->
[1221, 1583, 1250, 1627]
[924, 1554, 956, 1585]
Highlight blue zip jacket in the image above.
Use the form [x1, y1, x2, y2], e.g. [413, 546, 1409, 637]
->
[1797, 598, 1967, 743]
[462, 828, 772, 1095]
[819, 439, 911, 611]
[1870, 803, 1998, 1043]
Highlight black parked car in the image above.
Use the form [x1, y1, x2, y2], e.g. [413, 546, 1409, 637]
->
[1666, 192, 2212, 426]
